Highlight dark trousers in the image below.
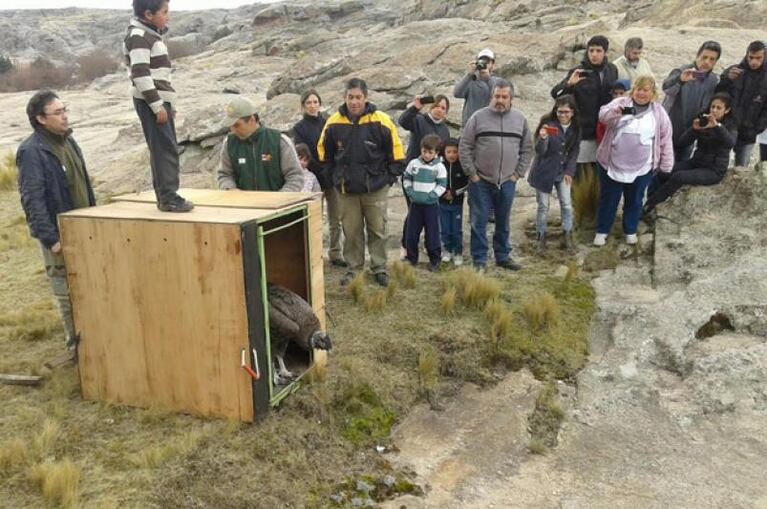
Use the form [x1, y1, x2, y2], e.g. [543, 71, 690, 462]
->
[439, 201, 464, 255]
[760, 143, 767, 162]
[405, 203, 441, 265]
[134, 99, 180, 203]
[596, 167, 652, 235]
[644, 160, 723, 213]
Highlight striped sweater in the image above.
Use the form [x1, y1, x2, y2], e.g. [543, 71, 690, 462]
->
[123, 18, 175, 113]
[402, 156, 447, 205]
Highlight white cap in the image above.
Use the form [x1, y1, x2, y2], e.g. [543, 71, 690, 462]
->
[477, 48, 495, 60]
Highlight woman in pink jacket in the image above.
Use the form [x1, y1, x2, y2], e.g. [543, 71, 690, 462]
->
[594, 75, 674, 246]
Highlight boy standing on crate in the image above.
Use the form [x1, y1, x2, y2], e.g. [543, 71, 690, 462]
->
[124, 0, 193, 212]
[402, 134, 447, 271]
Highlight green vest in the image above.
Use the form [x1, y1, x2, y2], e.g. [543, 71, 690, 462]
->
[226, 127, 284, 191]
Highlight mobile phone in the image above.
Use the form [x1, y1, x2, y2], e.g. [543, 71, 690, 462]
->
[693, 70, 707, 81]
[697, 113, 710, 124]
[577, 69, 593, 74]
[419, 95, 435, 104]
[544, 126, 559, 136]
[621, 106, 636, 115]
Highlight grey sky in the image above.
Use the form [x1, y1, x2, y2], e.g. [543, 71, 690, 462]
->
[0, 0, 259, 11]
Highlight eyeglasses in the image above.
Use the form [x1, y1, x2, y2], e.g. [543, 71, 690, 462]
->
[43, 106, 68, 117]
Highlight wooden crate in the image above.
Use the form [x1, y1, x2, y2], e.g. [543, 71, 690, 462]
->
[59, 191, 325, 422]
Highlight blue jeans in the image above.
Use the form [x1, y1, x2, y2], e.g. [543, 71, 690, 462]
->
[535, 180, 573, 234]
[596, 167, 653, 235]
[439, 202, 464, 255]
[468, 179, 516, 266]
[734, 142, 755, 167]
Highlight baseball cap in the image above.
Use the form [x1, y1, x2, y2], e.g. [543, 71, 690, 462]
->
[222, 96, 258, 128]
[477, 48, 495, 61]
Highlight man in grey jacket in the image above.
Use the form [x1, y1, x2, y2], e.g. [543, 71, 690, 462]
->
[459, 80, 533, 271]
[454, 48, 505, 127]
[662, 41, 722, 162]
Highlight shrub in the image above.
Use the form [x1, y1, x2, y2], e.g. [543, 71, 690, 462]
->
[523, 292, 559, 330]
[76, 49, 119, 82]
[363, 290, 387, 313]
[440, 288, 456, 316]
[27, 459, 80, 509]
[0, 151, 18, 191]
[348, 273, 365, 303]
[0, 54, 13, 74]
[0, 57, 75, 93]
[391, 261, 416, 289]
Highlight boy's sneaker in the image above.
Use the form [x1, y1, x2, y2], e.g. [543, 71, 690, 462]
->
[593, 233, 607, 247]
[625, 233, 638, 245]
[158, 196, 194, 213]
[441, 253, 452, 263]
[453, 254, 464, 267]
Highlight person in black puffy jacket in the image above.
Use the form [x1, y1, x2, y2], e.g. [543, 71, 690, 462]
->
[643, 93, 737, 214]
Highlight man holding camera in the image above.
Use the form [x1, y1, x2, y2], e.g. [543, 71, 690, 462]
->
[453, 48, 504, 127]
[715, 40, 767, 167]
[662, 41, 721, 162]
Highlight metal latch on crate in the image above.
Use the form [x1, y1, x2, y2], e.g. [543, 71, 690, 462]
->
[241, 348, 260, 380]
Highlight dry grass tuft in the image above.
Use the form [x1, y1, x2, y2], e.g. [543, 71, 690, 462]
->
[528, 439, 547, 455]
[417, 347, 440, 400]
[0, 438, 28, 474]
[571, 162, 599, 228]
[523, 292, 559, 330]
[386, 279, 398, 300]
[441, 288, 457, 316]
[348, 273, 366, 303]
[391, 261, 416, 289]
[33, 420, 60, 461]
[462, 276, 501, 310]
[564, 260, 579, 284]
[363, 290, 388, 313]
[490, 309, 515, 344]
[483, 299, 505, 324]
[28, 459, 80, 509]
[0, 151, 17, 191]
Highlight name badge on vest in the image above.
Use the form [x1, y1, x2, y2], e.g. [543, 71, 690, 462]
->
[238, 158, 246, 165]
[261, 154, 272, 162]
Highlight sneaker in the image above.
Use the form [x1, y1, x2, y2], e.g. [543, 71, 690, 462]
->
[593, 233, 607, 247]
[441, 253, 452, 263]
[330, 259, 349, 268]
[340, 271, 355, 286]
[158, 196, 194, 212]
[374, 272, 390, 287]
[399, 247, 407, 261]
[428, 263, 440, 273]
[497, 259, 522, 271]
[625, 233, 638, 245]
[453, 254, 464, 267]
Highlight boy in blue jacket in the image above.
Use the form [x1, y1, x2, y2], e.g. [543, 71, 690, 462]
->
[402, 134, 447, 271]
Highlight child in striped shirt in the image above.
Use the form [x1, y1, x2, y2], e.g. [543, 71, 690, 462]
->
[124, 0, 192, 212]
[402, 134, 447, 271]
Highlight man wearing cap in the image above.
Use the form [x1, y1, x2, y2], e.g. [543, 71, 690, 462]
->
[454, 48, 505, 126]
[217, 96, 304, 192]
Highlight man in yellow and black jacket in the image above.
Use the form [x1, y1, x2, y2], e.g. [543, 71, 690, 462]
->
[318, 77, 405, 287]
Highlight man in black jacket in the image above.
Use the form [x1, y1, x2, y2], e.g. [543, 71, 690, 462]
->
[551, 35, 618, 226]
[318, 78, 406, 287]
[17, 89, 96, 349]
[716, 40, 767, 167]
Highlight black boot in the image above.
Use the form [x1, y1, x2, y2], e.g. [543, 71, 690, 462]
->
[535, 232, 546, 255]
[562, 231, 575, 255]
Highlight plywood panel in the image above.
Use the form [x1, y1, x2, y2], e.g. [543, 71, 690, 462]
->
[306, 199, 327, 369]
[60, 216, 255, 421]
[263, 212, 308, 299]
[113, 188, 322, 210]
[60, 201, 272, 225]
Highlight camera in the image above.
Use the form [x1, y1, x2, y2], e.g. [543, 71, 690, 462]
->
[475, 59, 489, 71]
[621, 106, 636, 115]
[419, 95, 435, 104]
[697, 113, 710, 124]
